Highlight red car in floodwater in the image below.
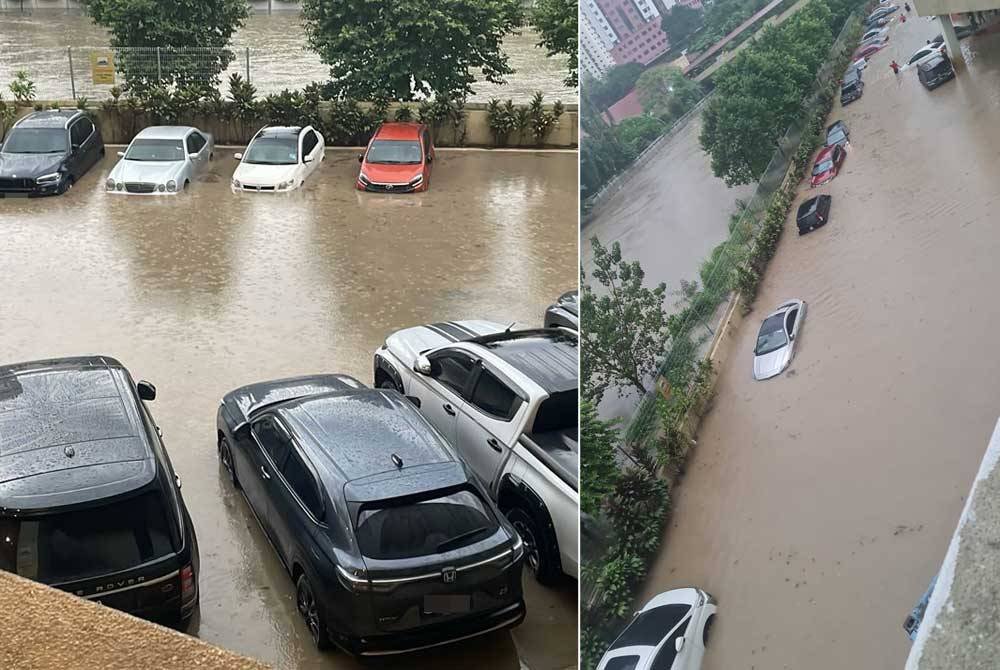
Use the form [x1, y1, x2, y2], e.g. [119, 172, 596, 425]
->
[356, 122, 435, 193]
[853, 43, 884, 61]
[810, 144, 846, 187]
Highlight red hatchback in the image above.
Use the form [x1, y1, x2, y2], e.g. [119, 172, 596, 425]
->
[853, 43, 883, 61]
[810, 144, 846, 187]
[357, 122, 434, 192]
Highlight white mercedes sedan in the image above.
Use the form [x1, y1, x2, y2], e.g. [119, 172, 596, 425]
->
[753, 299, 807, 380]
[231, 125, 324, 193]
[105, 126, 213, 194]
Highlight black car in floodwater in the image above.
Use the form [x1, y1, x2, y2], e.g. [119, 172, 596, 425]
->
[0, 356, 200, 628]
[544, 289, 579, 330]
[918, 54, 956, 90]
[841, 66, 864, 106]
[0, 110, 105, 196]
[796, 195, 831, 234]
[216, 374, 526, 655]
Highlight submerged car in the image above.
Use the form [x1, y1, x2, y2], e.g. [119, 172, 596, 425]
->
[853, 43, 885, 61]
[841, 67, 864, 105]
[810, 144, 846, 187]
[0, 356, 200, 628]
[825, 120, 849, 147]
[231, 125, 325, 193]
[796, 194, 831, 234]
[918, 53, 956, 90]
[0, 109, 104, 197]
[544, 290, 579, 330]
[904, 574, 938, 640]
[908, 43, 946, 68]
[106, 125, 213, 194]
[596, 589, 717, 670]
[357, 122, 434, 193]
[861, 27, 889, 42]
[753, 300, 806, 380]
[216, 374, 525, 654]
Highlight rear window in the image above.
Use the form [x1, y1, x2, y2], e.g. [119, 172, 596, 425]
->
[604, 657, 640, 670]
[355, 488, 498, 560]
[0, 490, 177, 585]
[532, 390, 577, 433]
[610, 604, 691, 649]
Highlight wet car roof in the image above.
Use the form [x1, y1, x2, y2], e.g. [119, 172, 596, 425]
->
[135, 126, 196, 139]
[258, 126, 302, 137]
[0, 357, 156, 510]
[477, 331, 579, 394]
[17, 110, 77, 129]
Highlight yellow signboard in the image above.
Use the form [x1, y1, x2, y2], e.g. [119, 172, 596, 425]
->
[90, 52, 115, 85]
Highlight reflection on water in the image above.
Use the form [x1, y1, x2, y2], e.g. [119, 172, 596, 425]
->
[0, 148, 577, 669]
[0, 13, 576, 103]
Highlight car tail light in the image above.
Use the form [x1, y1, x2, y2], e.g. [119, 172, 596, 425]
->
[181, 564, 196, 604]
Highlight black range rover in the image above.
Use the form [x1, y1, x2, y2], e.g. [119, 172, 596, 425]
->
[0, 110, 105, 197]
[0, 356, 199, 628]
[216, 374, 526, 655]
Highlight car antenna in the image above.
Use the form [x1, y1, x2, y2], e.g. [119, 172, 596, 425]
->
[504, 321, 516, 333]
[391, 453, 403, 469]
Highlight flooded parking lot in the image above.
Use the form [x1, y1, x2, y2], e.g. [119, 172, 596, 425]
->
[0, 148, 577, 669]
[642, 15, 1000, 670]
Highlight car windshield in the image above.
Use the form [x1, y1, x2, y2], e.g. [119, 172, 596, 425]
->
[366, 139, 422, 164]
[609, 604, 691, 650]
[354, 487, 499, 560]
[813, 159, 834, 175]
[0, 490, 177, 585]
[2, 127, 68, 154]
[244, 136, 299, 165]
[827, 129, 846, 144]
[125, 139, 186, 162]
[603, 657, 641, 670]
[755, 314, 788, 355]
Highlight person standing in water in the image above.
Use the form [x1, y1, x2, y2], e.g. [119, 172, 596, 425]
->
[890, 60, 900, 75]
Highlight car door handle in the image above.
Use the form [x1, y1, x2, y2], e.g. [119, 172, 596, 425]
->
[260, 465, 271, 480]
[443, 404, 456, 416]
[487, 438, 503, 453]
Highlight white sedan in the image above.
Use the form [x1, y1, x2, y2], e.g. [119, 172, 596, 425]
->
[231, 125, 324, 193]
[753, 299, 806, 380]
[907, 43, 946, 69]
[106, 126, 213, 194]
[597, 589, 717, 670]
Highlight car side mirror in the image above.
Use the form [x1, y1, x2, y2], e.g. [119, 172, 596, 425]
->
[414, 355, 432, 375]
[303, 156, 313, 164]
[137, 380, 156, 401]
[233, 152, 243, 160]
[357, 153, 364, 163]
[405, 395, 421, 408]
[675, 636, 685, 653]
[71, 143, 80, 153]
[174, 474, 182, 490]
[117, 150, 125, 158]
[426, 154, 433, 163]
[188, 152, 199, 159]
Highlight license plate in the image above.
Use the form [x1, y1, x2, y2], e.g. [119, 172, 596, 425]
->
[423, 594, 471, 614]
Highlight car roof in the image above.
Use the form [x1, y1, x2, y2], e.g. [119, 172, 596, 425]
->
[16, 110, 79, 129]
[815, 145, 835, 160]
[921, 54, 947, 69]
[278, 388, 458, 484]
[374, 122, 423, 140]
[256, 125, 302, 138]
[135, 126, 196, 139]
[0, 356, 157, 511]
[472, 330, 578, 394]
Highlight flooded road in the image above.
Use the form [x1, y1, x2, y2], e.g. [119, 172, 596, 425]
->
[0, 12, 576, 103]
[581, 115, 754, 423]
[642, 15, 1000, 669]
[0, 149, 577, 669]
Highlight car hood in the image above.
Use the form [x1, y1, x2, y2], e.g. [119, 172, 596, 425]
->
[109, 159, 185, 184]
[233, 161, 299, 186]
[754, 347, 791, 380]
[384, 320, 507, 368]
[361, 162, 424, 184]
[0, 152, 67, 178]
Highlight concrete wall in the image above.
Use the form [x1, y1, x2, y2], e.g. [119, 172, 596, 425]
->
[9, 102, 579, 149]
[0, 571, 267, 670]
[914, 0, 1000, 14]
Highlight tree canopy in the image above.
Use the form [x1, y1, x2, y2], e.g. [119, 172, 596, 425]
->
[660, 4, 704, 47]
[301, 0, 523, 101]
[588, 62, 645, 110]
[533, 0, 579, 87]
[581, 400, 621, 517]
[613, 115, 666, 156]
[634, 65, 703, 121]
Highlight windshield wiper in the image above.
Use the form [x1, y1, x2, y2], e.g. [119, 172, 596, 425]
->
[436, 526, 490, 552]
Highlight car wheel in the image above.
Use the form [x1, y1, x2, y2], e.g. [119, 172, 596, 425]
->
[60, 177, 73, 195]
[506, 506, 561, 586]
[219, 436, 240, 489]
[296, 574, 331, 650]
[703, 614, 716, 646]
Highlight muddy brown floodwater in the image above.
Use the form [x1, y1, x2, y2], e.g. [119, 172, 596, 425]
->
[642, 15, 1000, 670]
[0, 149, 577, 670]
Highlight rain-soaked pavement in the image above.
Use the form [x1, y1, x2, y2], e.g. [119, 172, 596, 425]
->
[0, 149, 577, 669]
[581, 116, 754, 423]
[642, 14, 1000, 670]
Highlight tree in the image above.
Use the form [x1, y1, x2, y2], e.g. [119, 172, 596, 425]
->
[614, 115, 665, 156]
[301, 0, 523, 102]
[660, 4, 703, 47]
[581, 238, 671, 402]
[81, 0, 249, 92]
[533, 0, 578, 88]
[634, 65, 703, 121]
[590, 62, 645, 110]
[581, 399, 621, 517]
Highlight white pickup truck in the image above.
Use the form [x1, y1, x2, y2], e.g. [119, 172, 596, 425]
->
[373, 321, 578, 585]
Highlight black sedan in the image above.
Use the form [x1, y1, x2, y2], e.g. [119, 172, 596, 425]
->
[826, 121, 849, 147]
[0, 109, 104, 197]
[796, 195, 831, 235]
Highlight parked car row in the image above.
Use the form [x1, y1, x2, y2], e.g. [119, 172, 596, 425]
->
[0, 298, 577, 657]
[0, 111, 438, 197]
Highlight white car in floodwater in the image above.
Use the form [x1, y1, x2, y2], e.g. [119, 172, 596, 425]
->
[106, 126, 213, 194]
[231, 125, 324, 193]
[596, 588, 717, 670]
[753, 299, 807, 380]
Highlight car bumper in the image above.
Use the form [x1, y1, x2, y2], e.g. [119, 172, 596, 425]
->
[0, 180, 64, 197]
[357, 181, 422, 193]
[337, 600, 525, 656]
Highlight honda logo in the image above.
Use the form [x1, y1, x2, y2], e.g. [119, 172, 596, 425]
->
[442, 567, 457, 583]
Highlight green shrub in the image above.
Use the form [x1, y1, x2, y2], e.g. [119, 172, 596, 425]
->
[9, 71, 36, 104]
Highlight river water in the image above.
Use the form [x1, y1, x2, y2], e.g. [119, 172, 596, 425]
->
[643, 15, 1000, 669]
[0, 12, 575, 103]
[0, 149, 577, 669]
